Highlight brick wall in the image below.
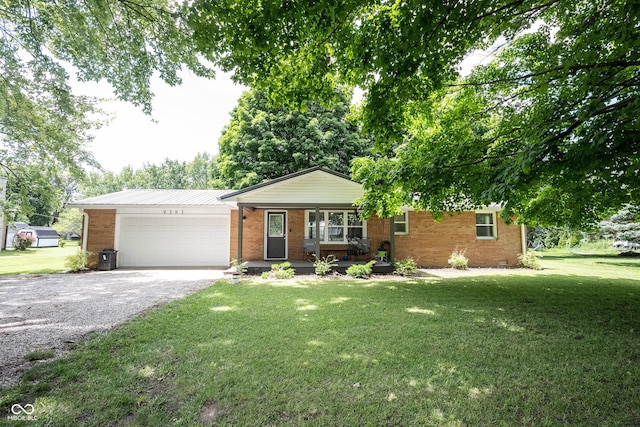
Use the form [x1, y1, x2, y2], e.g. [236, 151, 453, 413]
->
[83, 209, 116, 264]
[370, 211, 523, 268]
[232, 208, 524, 267]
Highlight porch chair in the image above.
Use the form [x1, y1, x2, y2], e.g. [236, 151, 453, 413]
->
[303, 239, 317, 260]
[348, 237, 370, 260]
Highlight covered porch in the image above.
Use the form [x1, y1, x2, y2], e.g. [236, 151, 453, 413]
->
[220, 167, 398, 268]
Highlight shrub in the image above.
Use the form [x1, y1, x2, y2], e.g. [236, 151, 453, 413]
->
[230, 258, 248, 276]
[394, 257, 418, 276]
[313, 255, 338, 276]
[448, 250, 468, 270]
[65, 249, 95, 271]
[262, 262, 295, 279]
[13, 232, 36, 251]
[346, 260, 376, 278]
[518, 251, 543, 270]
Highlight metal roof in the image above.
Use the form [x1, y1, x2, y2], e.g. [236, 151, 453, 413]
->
[70, 189, 235, 208]
[23, 226, 60, 237]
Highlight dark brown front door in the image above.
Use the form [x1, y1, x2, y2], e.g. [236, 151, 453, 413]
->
[266, 211, 287, 259]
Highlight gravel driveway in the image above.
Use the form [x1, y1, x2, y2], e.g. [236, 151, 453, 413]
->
[0, 269, 224, 388]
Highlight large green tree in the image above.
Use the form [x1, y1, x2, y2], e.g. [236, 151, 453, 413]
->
[214, 89, 371, 189]
[188, 0, 639, 227]
[1, 0, 212, 219]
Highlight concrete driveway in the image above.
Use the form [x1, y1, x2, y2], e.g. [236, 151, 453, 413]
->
[0, 269, 224, 388]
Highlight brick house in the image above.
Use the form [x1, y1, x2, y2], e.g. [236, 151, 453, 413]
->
[222, 167, 526, 268]
[71, 167, 526, 269]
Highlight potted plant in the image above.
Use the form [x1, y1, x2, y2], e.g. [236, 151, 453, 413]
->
[230, 258, 248, 284]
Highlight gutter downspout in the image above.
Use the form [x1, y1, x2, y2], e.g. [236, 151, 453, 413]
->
[82, 210, 89, 253]
[521, 224, 527, 255]
[237, 204, 244, 261]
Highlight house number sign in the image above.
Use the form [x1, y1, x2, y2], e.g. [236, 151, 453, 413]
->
[163, 209, 184, 214]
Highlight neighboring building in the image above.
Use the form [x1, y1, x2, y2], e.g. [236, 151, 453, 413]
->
[4, 222, 29, 249]
[15, 226, 60, 248]
[70, 168, 527, 269]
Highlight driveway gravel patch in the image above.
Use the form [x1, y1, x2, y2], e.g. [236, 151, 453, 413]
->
[0, 269, 224, 388]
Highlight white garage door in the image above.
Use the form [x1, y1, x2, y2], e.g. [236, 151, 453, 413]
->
[117, 215, 230, 267]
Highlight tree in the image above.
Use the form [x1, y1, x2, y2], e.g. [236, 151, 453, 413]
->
[599, 206, 640, 244]
[2, 0, 213, 217]
[53, 208, 83, 236]
[187, 152, 218, 189]
[77, 154, 219, 197]
[187, 0, 639, 226]
[213, 89, 371, 189]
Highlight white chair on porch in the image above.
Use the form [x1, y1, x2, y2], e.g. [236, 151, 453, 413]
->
[303, 239, 317, 260]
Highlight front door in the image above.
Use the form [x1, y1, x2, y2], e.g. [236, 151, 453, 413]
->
[266, 211, 287, 260]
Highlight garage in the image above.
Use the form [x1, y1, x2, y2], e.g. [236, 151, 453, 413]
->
[117, 215, 230, 267]
[70, 189, 234, 268]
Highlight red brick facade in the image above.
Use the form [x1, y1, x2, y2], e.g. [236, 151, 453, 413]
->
[391, 211, 523, 267]
[82, 207, 522, 268]
[230, 209, 524, 268]
[83, 209, 116, 264]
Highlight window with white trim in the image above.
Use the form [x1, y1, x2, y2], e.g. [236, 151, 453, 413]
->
[394, 212, 408, 234]
[476, 212, 497, 239]
[348, 212, 364, 239]
[306, 210, 365, 243]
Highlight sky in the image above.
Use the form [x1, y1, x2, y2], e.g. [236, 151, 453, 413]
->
[72, 70, 248, 173]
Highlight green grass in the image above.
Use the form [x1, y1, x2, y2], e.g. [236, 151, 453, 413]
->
[537, 248, 640, 280]
[0, 241, 80, 275]
[1, 253, 639, 426]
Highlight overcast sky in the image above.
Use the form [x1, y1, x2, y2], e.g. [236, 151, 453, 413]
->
[73, 70, 247, 173]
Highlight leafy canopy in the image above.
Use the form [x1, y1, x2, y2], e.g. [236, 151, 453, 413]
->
[1, 0, 213, 218]
[214, 89, 371, 189]
[188, 0, 639, 227]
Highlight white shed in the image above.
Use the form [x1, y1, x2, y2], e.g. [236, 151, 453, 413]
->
[17, 227, 60, 248]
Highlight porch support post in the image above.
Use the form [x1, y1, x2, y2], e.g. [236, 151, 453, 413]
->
[389, 215, 395, 263]
[237, 204, 244, 261]
[314, 206, 321, 257]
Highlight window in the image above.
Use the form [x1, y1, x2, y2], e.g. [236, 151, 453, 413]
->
[328, 211, 344, 241]
[306, 210, 366, 243]
[348, 212, 364, 239]
[394, 212, 408, 234]
[476, 212, 496, 239]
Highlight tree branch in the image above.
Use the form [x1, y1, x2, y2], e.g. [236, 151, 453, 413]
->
[452, 61, 640, 88]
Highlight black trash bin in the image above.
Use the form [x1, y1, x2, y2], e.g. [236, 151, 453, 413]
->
[98, 249, 118, 271]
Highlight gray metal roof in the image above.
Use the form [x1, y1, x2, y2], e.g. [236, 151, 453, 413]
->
[70, 189, 235, 208]
[24, 226, 60, 238]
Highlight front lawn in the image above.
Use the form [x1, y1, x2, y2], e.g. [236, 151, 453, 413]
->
[0, 241, 80, 275]
[2, 255, 639, 426]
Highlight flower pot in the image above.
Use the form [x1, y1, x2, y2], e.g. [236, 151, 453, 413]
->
[231, 274, 240, 284]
